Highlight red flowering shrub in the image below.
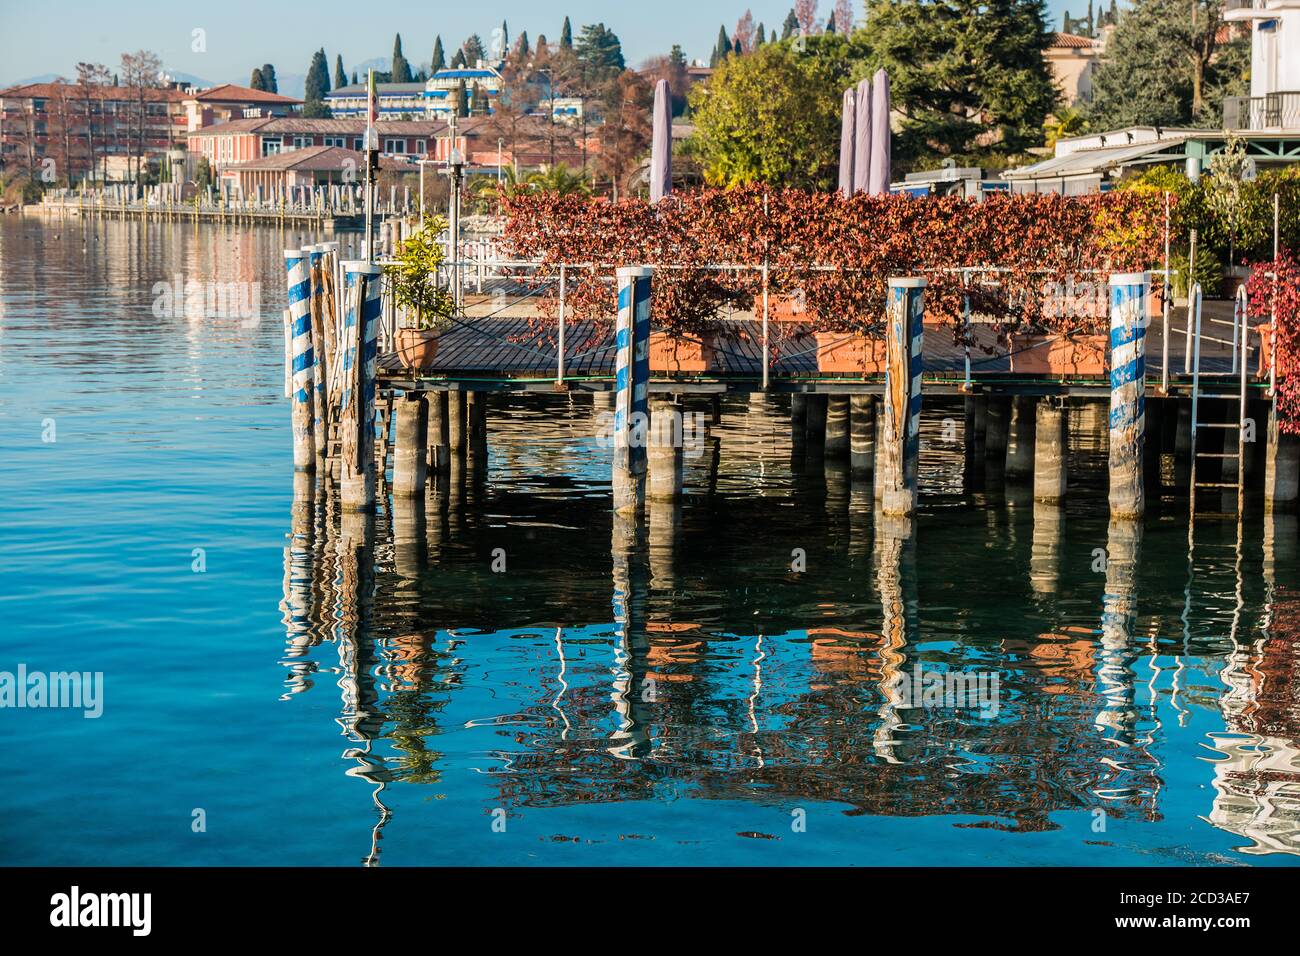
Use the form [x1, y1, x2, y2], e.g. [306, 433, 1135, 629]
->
[500, 185, 1167, 342]
[1246, 252, 1300, 433]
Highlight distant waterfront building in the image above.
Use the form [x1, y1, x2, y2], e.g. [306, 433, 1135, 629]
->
[0, 81, 187, 183]
[182, 83, 302, 131]
[218, 145, 408, 195]
[325, 62, 505, 120]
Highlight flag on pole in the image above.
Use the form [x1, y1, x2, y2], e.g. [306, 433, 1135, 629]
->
[366, 69, 377, 149]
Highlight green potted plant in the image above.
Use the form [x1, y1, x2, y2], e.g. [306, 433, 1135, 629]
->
[385, 215, 455, 369]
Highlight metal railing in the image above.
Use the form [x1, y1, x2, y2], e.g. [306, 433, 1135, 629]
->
[1223, 91, 1300, 132]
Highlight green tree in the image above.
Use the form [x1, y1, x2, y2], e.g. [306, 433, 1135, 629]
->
[451, 49, 467, 69]
[781, 10, 799, 39]
[250, 67, 265, 91]
[260, 64, 278, 94]
[303, 49, 332, 117]
[1085, 0, 1241, 128]
[334, 55, 347, 89]
[431, 35, 446, 72]
[561, 16, 574, 49]
[756, 23, 767, 45]
[859, 0, 1058, 168]
[454, 79, 469, 117]
[575, 23, 625, 81]
[712, 25, 731, 67]
[351, 70, 359, 85]
[690, 36, 852, 189]
[462, 34, 487, 65]
[392, 34, 413, 83]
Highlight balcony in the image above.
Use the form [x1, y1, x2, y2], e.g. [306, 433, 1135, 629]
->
[1224, 0, 1300, 17]
[1223, 91, 1300, 131]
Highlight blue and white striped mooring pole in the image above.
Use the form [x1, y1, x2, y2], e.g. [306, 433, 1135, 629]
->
[880, 277, 926, 518]
[307, 244, 328, 462]
[613, 266, 653, 515]
[285, 249, 315, 471]
[340, 260, 383, 512]
[1108, 271, 1149, 519]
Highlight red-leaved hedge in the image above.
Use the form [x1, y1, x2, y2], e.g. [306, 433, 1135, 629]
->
[1247, 252, 1300, 433]
[500, 185, 1168, 340]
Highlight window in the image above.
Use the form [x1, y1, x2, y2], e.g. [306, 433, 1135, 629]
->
[262, 138, 282, 156]
[414, 139, 426, 156]
[353, 138, 364, 151]
[383, 138, 406, 154]
[323, 136, 346, 147]
[293, 136, 311, 149]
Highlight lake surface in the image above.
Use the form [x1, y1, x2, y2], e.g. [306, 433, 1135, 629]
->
[1, 215, 1298, 867]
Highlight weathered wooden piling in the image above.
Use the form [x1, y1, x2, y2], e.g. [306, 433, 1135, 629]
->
[879, 277, 926, 517]
[339, 260, 382, 512]
[1265, 405, 1300, 512]
[1107, 272, 1149, 519]
[805, 394, 828, 438]
[467, 391, 489, 470]
[306, 244, 329, 466]
[1033, 400, 1068, 502]
[285, 248, 316, 470]
[425, 391, 449, 476]
[392, 392, 427, 496]
[791, 394, 808, 431]
[850, 394, 876, 480]
[825, 395, 851, 458]
[1029, 500, 1063, 595]
[613, 266, 652, 514]
[1144, 395, 1164, 493]
[1005, 395, 1037, 480]
[984, 397, 1010, 461]
[648, 396, 683, 499]
[448, 391, 468, 454]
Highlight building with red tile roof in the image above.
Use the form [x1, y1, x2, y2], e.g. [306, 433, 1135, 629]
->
[183, 83, 302, 132]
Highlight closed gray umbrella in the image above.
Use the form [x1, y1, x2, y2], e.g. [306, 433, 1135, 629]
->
[838, 87, 856, 196]
[853, 78, 872, 194]
[650, 79, 672, 203]
[868, 69, 892, 195]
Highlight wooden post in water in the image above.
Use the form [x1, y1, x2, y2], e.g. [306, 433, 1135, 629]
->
[805, 395, 828, 439]
[284, 249, 316, 470]
[1265, 403, 1300, 512]
[825, 396, 850, 458]
[648, 396, 683, 499]
[879, 277, 926, 517]
[307, 244, 329, 468]
[425, 391, 450, 477]
[1108, 272, 1149, 519]
[393, 392, 428, 496]
[448, 391, 468, 455]
[850, 395, 875, 480]
[1005, 395, 1037, 480]
[339, 261, 382, 511]
[1033, 400, 1068, 502]
[985, 397, 1010, 461]
[613, 266, 652, 515]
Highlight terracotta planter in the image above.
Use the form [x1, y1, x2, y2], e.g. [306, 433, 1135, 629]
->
[394, 328, 440, 369]
[1009, 333, 1108, 376]
[814, 332, 887, 374]
[648, 331, 717, 373]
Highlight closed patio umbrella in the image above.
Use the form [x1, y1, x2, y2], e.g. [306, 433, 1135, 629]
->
[853, 78, 872, 194]
[838, 87, 856, 196]
[868, 69, 892, 195]
[650, 79, 672, 203]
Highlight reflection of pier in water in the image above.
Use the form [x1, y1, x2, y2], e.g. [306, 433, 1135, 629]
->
[278, 398, 1300, 855]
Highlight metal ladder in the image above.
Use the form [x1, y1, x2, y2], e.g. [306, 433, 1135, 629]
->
[1187, 283, 1251, 515]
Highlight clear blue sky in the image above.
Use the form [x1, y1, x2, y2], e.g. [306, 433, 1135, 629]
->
[1, 0, 1077, 87]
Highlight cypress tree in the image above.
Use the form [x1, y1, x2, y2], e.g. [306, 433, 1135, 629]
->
[250, 67, 265, 91]
[431, 35, 446, 72]
[781, 10, 799, 39]
[560, 16, 573, 49]
[261, 64, 278, 93]
[392, 34, 413, 83]
[334, 55, 346, 89]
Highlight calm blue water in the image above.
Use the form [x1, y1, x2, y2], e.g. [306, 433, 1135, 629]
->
[1, 215, 1297, 866]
